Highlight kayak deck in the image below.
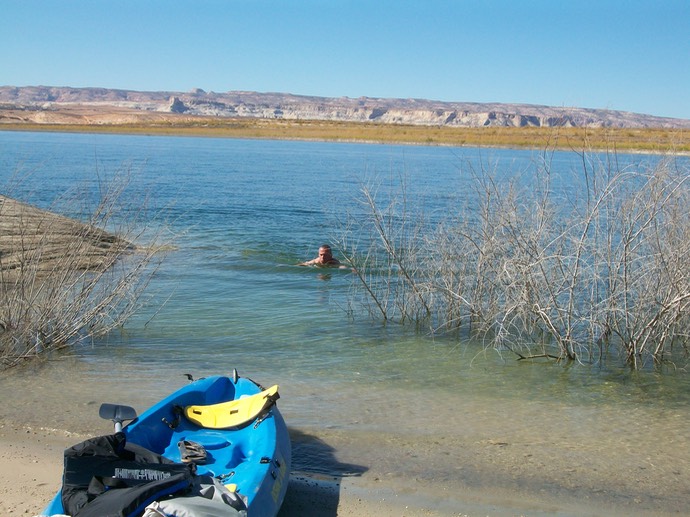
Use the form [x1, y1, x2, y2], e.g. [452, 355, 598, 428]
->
[43, 374, 291, 517]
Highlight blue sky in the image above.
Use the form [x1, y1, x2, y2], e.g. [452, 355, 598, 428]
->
[2, 0, 689, 119]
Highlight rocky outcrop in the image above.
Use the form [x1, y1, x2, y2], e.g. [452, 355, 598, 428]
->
[168, 96, 187, 113]
[1, 85, 689, 129]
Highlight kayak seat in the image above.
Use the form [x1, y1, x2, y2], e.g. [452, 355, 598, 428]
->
[184, 385, 280, 429]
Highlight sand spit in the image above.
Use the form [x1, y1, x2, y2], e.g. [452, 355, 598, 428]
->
[0, 195, 129, 283]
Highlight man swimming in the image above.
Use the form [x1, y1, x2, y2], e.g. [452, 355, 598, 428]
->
[298, 244, 342, 267]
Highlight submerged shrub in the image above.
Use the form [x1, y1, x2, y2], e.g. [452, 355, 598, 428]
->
[339, 151, 690, 369]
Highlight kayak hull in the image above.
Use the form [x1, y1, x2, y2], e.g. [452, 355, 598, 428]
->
[43, 374, 291, 516]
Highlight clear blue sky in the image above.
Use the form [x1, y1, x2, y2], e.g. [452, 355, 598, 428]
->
[2, 0, 689, 119]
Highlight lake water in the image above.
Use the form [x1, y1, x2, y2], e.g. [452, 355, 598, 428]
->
[2, 130, 690, 515]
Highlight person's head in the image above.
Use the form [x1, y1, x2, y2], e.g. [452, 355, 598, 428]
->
[318, 245, 333, 261]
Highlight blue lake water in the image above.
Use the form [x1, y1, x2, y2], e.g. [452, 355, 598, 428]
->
[2, 130, 690, 514]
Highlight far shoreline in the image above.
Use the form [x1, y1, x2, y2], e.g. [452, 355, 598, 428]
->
[1, 117, 689, 155]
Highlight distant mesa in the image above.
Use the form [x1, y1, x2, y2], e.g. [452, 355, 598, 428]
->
[1, 85, 689, 129]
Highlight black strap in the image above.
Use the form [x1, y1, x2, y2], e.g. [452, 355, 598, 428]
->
[253, 392, 280, 429]
[86, 475, 128, 498]
[162, 404, 184, 429]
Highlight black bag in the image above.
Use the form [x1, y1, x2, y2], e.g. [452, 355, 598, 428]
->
[61, 432, 194, 517]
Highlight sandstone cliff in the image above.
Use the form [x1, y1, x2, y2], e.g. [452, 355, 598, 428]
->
[1, 85, 689, 129]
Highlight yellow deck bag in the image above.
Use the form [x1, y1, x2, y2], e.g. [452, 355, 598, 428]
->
[184, 385, 280, 429]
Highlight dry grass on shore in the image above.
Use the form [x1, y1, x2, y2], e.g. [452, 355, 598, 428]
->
[2, 111, 689, 153]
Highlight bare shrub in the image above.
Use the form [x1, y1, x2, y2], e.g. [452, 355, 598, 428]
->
[340, 151, 690, 369]
[335, 174, 432, 326]
[0, 172, 168, 369]
[598, 158, 690, 366]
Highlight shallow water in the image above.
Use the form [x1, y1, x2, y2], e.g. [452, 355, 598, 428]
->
[1, 131, 690, 514]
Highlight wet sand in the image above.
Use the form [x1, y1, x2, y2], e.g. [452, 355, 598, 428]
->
[2, 421, 686, 517]
[0, 424, 551, 517]
[2, 351, 690, 517]
[0, 424, 466, 517]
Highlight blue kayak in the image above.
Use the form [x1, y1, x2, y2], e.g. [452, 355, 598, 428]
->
[43, 373, 291, 516]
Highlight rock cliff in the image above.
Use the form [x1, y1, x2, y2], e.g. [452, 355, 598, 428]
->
[1, 85, 689, 129]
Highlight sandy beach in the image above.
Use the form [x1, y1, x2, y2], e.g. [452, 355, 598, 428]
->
[0, 423, 601, 517]
[3, 419, 687, 517]
[0, 423, 470, 517]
